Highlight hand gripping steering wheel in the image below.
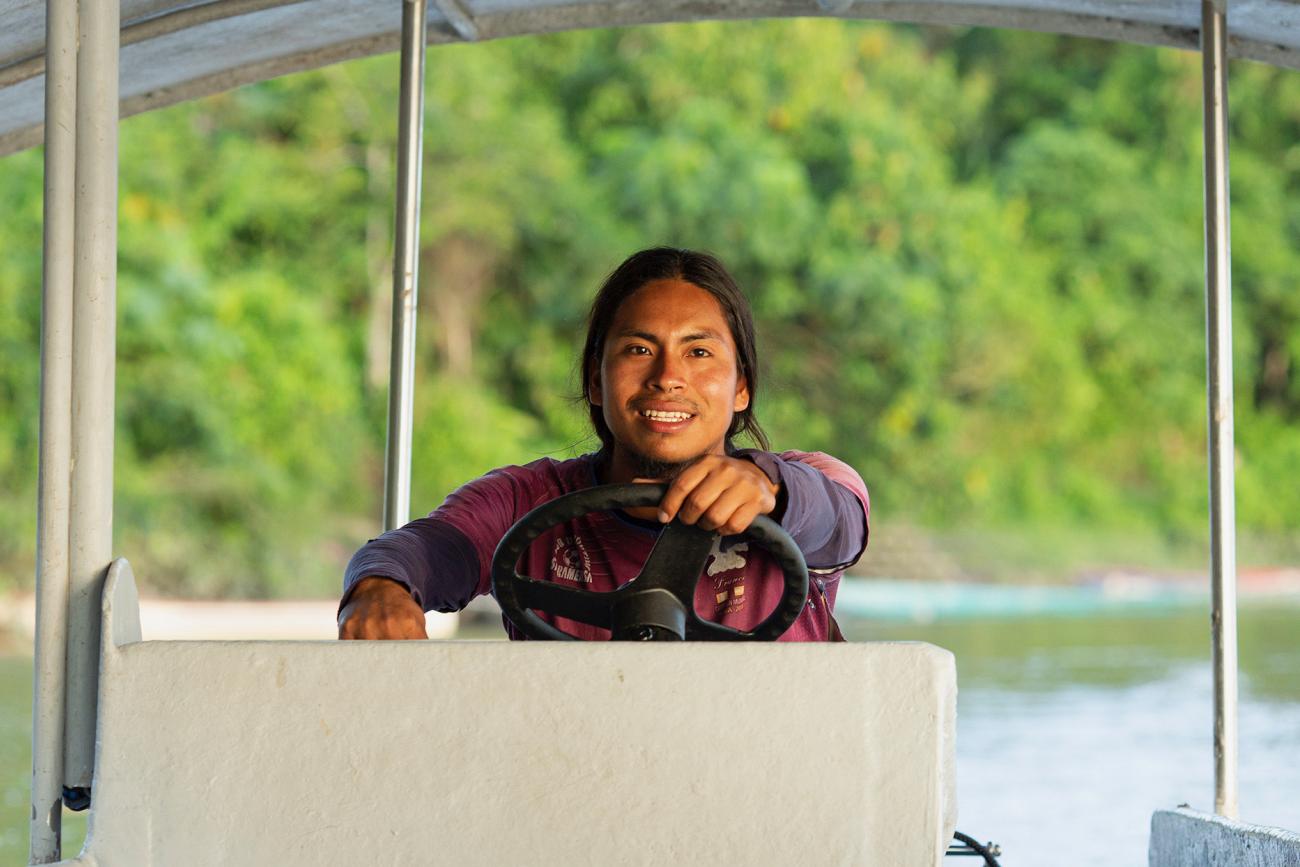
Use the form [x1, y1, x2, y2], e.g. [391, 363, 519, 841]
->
[491, 483, 808, 641]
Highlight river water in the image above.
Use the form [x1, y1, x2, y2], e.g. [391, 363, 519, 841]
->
[846, 605, 1300, 865]
[2, 604, 1296, 864]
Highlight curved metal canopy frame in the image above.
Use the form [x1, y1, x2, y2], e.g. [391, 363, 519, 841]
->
[0, 0, 1299, 157]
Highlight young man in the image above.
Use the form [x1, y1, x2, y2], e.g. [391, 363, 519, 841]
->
[338, 247, 868, 641]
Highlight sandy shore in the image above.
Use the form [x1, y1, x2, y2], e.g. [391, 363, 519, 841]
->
[0, 594, 497, 642]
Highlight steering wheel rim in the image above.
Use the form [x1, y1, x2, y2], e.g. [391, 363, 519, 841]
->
[490, 483, 809, 641]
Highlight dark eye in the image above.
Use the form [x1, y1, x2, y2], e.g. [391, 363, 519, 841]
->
[689, 347, 712, 357]
[627, 345, 650, 355]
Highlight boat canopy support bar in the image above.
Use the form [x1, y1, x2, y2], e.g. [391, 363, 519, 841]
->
[382, 0, 429, 532]
[1200, 0, 1239, 821]
[63, 0, 122, 800]
[30, 0, 122, 860]
[29, 0, 79, 861]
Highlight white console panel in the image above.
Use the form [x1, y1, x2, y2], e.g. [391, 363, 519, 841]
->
[60, 560, 956, 866]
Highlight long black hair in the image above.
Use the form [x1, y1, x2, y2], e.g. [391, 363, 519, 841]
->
[580, 247, 770, 453]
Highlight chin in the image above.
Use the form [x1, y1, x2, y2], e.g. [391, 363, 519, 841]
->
[642, 437, 707, 461]
[620, 440, 704, 479]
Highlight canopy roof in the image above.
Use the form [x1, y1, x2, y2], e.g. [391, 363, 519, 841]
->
[1, 0, 1297, 157]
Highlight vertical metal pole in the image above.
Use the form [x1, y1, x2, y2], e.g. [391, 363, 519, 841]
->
[63, 0, 120, 796]
[1201, 0, 1239, 820]
[30, 0, 79, 860]
[383, 0, 428, 531]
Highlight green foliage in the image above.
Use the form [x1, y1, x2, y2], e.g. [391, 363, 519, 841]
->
[1, 21, 1298, 595]
[0, 148, 43, 576]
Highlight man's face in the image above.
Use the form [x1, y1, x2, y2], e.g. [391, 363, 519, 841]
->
[590, 278, 750, 480]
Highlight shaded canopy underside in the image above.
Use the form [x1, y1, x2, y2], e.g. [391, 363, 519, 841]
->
[1, 0, 1298, 157]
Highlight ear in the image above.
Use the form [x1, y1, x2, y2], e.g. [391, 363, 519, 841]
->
[588, 365, 603, 407]
[733, 376, 750, 413]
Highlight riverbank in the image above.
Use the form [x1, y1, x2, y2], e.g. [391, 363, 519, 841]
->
[0, 595, 461, 645]
[3, 569, 1297, 645]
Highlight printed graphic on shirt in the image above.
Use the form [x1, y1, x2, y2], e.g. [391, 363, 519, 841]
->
[707, 539, 748, 615]
[707, 541, 748, 576]
[549, 535, 592, 584]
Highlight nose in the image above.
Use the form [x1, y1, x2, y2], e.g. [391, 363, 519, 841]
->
[646, 351, 686, 392]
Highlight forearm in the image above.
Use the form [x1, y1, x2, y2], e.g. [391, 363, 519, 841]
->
[341, 517, 482, 613]
[737, 451, 867, 570]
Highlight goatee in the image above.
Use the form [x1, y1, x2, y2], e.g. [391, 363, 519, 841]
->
[628, 450, 691, 481]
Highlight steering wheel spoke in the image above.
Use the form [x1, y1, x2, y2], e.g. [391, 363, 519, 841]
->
[633, 521, 717, 595]
[514, 578, 615, 628]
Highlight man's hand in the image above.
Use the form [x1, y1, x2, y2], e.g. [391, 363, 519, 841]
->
[654, 455, 779, 535]
[337, 576, 428, 640]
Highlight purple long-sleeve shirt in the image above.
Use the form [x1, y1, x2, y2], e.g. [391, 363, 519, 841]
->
[342, 450, 868, 641]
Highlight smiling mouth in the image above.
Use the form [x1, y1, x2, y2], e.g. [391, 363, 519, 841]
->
[638, 409, 695, 422]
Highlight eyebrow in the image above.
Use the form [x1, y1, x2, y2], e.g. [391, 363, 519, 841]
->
[615, 328, 725, 343]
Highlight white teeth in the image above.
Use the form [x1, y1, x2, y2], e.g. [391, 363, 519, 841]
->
[641, 410, 692, 422]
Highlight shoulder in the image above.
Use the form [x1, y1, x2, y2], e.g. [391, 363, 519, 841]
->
[463, 453, 597, 505]
[490, 453, 596, 488]
[774, 450, 870, 509]
[431, 453, 599, 526]
[774, 450, 860, 480]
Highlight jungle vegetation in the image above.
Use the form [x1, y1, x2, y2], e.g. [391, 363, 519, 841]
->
[1, 20, 1298, 596]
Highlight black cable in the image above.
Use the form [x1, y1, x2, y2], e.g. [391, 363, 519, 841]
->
[947, 830, 1002, 866]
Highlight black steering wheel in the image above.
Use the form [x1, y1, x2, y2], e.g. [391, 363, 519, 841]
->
[491, 483, 809, 641]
